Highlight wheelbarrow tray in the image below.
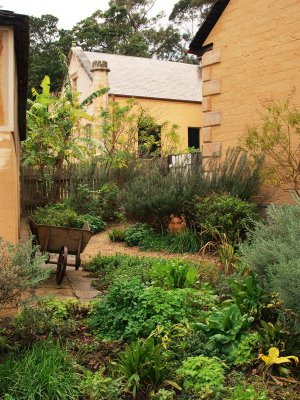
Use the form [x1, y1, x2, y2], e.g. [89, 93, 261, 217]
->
[29, 217, 93, 255]
[29, 217, 93, 284]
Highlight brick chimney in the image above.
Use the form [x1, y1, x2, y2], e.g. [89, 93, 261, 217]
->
[90, 60, 110, 112]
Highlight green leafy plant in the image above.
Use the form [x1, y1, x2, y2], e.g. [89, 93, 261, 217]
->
[228, 384, 268, 400]
[229, 332, 259, 367]
[90, 278, 217, 341]
[0, 340, 80, 399]
[229, 274, 265, 316]
[192, 193, 259, 245]
[84, 214, 106, 233]
[108, 228, 126, 242]
[117, 337, 175, 398]
[196, 304, 253, 357]
[0, 238, 49, 308]
[150, 259, 198, 289]
[79, 368, 121, 400]
[124, 223, 152, 247]
[176, 355, 226, 398]
[150, 389, 175, 399]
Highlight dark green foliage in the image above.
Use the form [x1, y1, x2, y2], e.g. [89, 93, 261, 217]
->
[124, 223, 152, 246]
[70, 183, 122, 222]
[150, 259, 198, 289]
[118, 338, 169, 397]
[90, 278, 217, 341]
[124, 223, 200, 253]
[140, 229, 200, 254]
[192, 194, 259, 244]
[108, 228, 126, 242]
[70, 184, 99, 216]
[123, 149, 261, 228]
[229, 274, 265, 316]
[229, 332, 259, 367]
[176, 355, 226, 398]
[239, 196, 300, 316]
[84, 214, 106, 233]
[122, 166, 205, 226]
[196, 304, 253, 358]
[0, 340, 80, 399]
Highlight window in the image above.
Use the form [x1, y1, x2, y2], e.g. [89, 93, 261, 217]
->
[188, 127, 200, 149]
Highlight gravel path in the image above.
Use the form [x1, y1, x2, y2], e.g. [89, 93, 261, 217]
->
[81, 225, 216, 265]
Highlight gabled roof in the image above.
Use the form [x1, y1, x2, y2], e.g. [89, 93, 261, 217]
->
[189, 0, 230, 54]
[73, 47, 202, 103]
[0, 10, 29, 140]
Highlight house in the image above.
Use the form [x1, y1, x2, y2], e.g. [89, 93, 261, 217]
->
[189, 0, 300, 202]
[0, 11, 29, 243]
[68, 46, 202, 152]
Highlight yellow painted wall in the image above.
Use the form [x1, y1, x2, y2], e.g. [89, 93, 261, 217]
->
[113, 96, 202, 152]
[0, 28, 20, 243]
[201, 0, 300, 202]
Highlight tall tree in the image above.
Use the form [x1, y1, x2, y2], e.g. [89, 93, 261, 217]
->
[169, 0, 215, 44]
[29, 15, 73, 96]
[72, 0, 181, 60]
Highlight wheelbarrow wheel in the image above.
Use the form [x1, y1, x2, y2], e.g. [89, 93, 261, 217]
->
[56, 246, 68, 284]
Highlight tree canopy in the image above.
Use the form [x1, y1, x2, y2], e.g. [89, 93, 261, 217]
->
[28, 0, 213, 93]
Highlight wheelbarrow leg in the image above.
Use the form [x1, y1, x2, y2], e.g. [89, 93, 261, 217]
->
[75, 255, 81, 270]
[56, 246, 68, 284]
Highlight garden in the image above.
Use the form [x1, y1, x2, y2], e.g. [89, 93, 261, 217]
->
[1, 79, 300, 398]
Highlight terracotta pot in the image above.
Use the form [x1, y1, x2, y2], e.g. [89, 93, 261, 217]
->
[168, 214, 186, 234]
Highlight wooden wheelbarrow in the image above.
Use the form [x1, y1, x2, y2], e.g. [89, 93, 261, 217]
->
[29, 217, 93, 284]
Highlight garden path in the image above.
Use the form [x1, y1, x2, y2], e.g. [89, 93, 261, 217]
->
[81, 224, 211, 264]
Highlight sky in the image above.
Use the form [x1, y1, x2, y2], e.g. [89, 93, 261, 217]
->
[2, 0, 177, 29]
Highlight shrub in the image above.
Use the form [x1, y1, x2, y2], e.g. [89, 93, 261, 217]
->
[108, 228, 126, 242]
[176, 355, 226, 398]
[0, 238, 49, 308]
[84, 214, 106, 233]
[122, 148, 261, 227]
[191, 194, 259, 244]
[90, 278, 217, 341]
[239, 196, 300, 316]
[70, 182, 122, 222]
[124, 223, 152, 246]
[0, 340, 80, 399]
[150, 259, 198, 289]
